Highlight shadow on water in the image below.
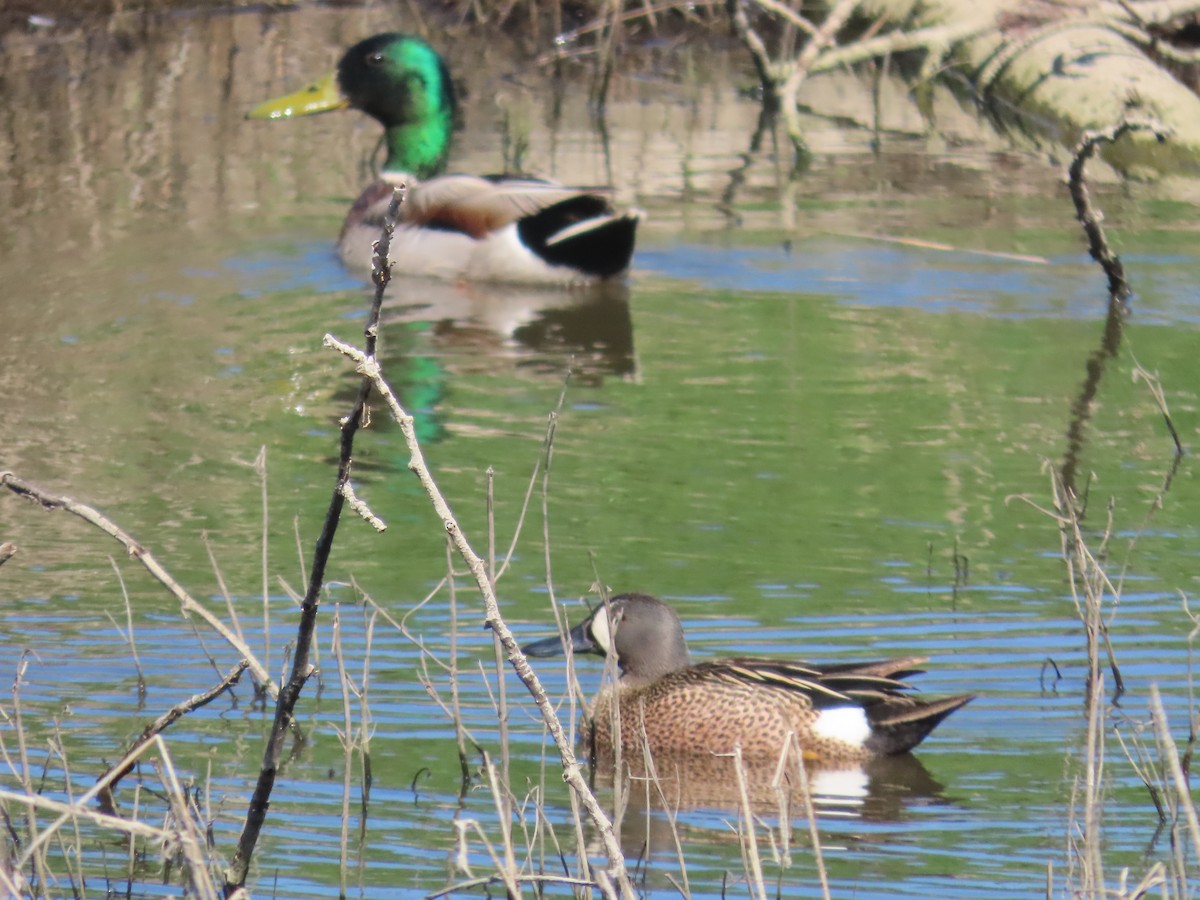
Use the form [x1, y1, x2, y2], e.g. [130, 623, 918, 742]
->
[383, 279, 636, 384]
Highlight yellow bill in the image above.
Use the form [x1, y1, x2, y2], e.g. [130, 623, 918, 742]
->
[247, 71, 348, 120]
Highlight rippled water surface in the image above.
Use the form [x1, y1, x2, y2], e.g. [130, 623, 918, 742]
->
[2, 6, 1199, 899]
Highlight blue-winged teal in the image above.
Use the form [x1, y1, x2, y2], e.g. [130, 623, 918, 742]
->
[523, 593, 974, 763]
[249, 33, 640, 284]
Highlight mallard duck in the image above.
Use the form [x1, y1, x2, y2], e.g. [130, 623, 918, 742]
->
[249, 33, 641, 285]
[523, 593, 974, 762]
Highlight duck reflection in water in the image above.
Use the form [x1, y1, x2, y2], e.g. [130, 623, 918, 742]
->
[604, 750, 949, 837]
[326, 279, 635, 449]
[382, 278, 636, 383]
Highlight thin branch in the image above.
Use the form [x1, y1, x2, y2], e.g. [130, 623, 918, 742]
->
[1066, 118, 1171, 305]
[222, 185, 406, 894]
[341, 481, 388, 532]
[96, 660, 249, 812]
[0, 472, 275, 697]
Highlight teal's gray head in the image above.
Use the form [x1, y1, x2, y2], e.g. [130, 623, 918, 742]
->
[523, 593, 692, 684]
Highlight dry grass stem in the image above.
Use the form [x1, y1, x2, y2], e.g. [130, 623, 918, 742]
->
[789, 739, 830, 899]
[204, 531, 250, 661]
[0, 789, 166, 841]
[105, 555, 146, 699]
[639, 739, 691, 897]
[253, 446, 271, 678]
[154, 747, 221, 900]
[44, 728, 83, 897]
[358, 606, 377, 816]
[1149, 686, 1200, 858]
[481, 752, 521, 898]
[725, 744, 767, 900]
[332, 606, 356, 899]
[12, 733, 212, 888]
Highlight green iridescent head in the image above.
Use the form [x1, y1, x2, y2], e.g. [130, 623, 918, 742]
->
[249, 33, 456, 179]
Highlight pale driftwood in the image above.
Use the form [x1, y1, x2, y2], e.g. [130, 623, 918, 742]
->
[870, 0, 1200, 171]
[323, 333, 635, 898]
[734, 0, 1200, 172]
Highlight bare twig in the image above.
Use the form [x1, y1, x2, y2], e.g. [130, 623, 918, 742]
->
[97, 659, 248, 811]
[1131, 362, 1185, 457]
[341, 481, 387, 532]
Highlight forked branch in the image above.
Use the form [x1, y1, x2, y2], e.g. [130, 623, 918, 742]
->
[323, 334, 635, 898]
